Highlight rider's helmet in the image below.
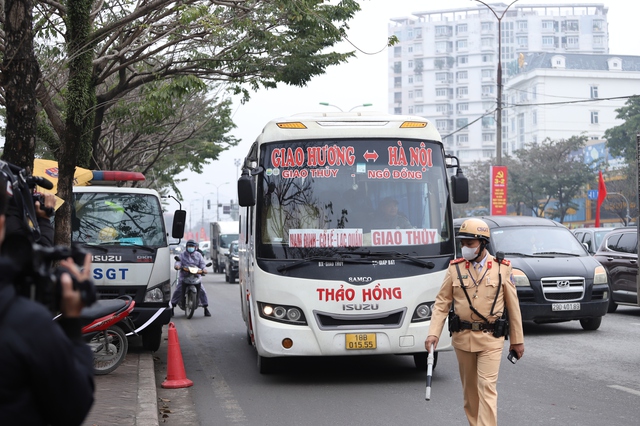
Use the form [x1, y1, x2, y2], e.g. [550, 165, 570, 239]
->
[456, 218, 490, 242]
[186, 239, 197, 253]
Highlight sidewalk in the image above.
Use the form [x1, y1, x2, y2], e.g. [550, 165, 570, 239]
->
[82, 348, 159, 426]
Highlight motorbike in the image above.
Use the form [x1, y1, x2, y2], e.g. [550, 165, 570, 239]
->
[79, 295, 136, 375]
[173, 256, 212, 319]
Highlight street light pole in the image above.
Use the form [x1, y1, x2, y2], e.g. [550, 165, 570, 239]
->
[475, 0, 519, 166]
[213, 182, 230, 221]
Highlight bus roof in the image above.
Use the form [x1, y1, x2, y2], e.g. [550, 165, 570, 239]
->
[257, 112, 443, 144]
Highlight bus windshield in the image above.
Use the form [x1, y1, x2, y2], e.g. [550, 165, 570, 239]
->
[257, 138, 452, 259]
[72, 192, 167, 248]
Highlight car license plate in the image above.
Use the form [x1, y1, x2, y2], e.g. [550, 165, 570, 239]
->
[552, 303, 581, 311]
[345, 333, 377, 350]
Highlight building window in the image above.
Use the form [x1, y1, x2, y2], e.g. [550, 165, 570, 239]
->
[482, 133, 494, 142]
[482, 85, 494, 96]
[590, 85, 599, 99]
[436, 104, 448, 113]
[481, 38, 493, 48]
[436, 72, 449, 82]
[481, 22, 493, 31]
[457, 87, 468, 97]
[532, 85, 537, 100]
[593, 35, 605, 46]
[415, 105, 423, 113]
[456, 24, 467, 34]
[394, 77, 402, 88]
[457, 56, 468, 65]
[408, 75, 414, 84]
[408, 60, 414, 69]
[566, 36, 579, 47]
[542, 36, 555, 47]
[394, 92, 402, 102]
[481, 69, 493, 79]
[408, 106, 414, 114]
[517, 36, 528, 48]
[394, 107, 402, 114]
[456, 70, 468, 81]
[413, 43, 422, 53]
[394, 62, 401, 73]
[415, 28, 422, 38]
[542, 20, 555, 31]
[482, 54, 493, 63]
[532, 110, 537, 126]
[456, 118, 468, 129]
[457, 103, 469, 112]
[482, 116, 495, 128]
[593, 20, 604, 32]
[517, 21, 527, 31]
[407, 46, 413, 53]
[435, 26, 450, 36]
[436, 88, 448, 97]
[394, 46, 401, 57]
[591, 111, 599, 124]
[415, 89, 422, 98]
[457, 134, 468, 143]
[415, 74, 423, 83]
[435, 41, 450, 53]
[564, 20, 579, 31]
[408, 90, 413, 99]
[457, 40, 468, 50]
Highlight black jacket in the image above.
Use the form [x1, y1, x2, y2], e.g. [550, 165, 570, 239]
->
[0, 258, 94, 425]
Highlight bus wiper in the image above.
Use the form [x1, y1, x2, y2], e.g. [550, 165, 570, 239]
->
[277, 256, 372, 273]
[336, 250, 435, 269]
[81, 243, 108, 252]
[532, 251, 580, 257]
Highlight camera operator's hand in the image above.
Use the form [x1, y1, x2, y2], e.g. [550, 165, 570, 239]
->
[58, 254, 92, 317]
[35, 192, 56, 219]
[59, 253, 92, 283]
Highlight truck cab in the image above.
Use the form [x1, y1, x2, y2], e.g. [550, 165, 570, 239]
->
[71, 172, 185, 351]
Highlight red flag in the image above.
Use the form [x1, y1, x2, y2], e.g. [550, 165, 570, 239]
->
[595, 171, 607, 227]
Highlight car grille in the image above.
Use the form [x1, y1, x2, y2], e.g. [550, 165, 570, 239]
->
[313, 308, 406, 330]
[540, 277, 585, 302]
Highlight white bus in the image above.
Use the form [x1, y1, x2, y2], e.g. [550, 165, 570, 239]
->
[237, 112, 468, 373]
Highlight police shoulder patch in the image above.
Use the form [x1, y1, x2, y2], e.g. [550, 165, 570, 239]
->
[451, 257, 466, 264]
[495, 257, 511, 266]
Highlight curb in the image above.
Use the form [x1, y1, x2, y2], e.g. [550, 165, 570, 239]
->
[136, 352, 159, 426]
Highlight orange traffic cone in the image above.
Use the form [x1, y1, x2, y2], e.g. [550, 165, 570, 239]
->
[161, 322, 194, 389]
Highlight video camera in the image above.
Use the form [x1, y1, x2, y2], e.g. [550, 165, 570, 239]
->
[0, 160, 96, 313]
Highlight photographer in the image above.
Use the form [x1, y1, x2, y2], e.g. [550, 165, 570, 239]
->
[0, 170, 95, 425]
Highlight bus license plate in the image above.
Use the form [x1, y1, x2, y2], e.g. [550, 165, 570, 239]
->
[345, 333, 377, 350]
[552, 303, 581, 311]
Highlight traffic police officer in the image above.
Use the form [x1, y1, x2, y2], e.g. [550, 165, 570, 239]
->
[425, 218, 524, 426]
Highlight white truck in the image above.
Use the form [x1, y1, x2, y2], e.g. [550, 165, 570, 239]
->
[71, 171, 185, 351]
[209, 221, 239, 273]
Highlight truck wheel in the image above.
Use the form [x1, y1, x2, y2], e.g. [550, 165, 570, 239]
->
[141, 325, 163, 352]
[607, 298, 618, 313]
[580, 317, 602, 331]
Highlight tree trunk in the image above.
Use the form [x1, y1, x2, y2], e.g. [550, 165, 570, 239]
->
[1, 0, 38, 169]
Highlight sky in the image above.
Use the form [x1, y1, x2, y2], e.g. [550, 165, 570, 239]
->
[183, 0, 640, 225]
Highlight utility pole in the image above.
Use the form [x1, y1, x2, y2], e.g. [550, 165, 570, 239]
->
[475, 0, 519, 166]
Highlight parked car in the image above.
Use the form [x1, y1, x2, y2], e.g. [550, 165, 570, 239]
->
[454, 216, 609, 330]
[572, 227, 614, 255]
[224, 240, 239, 283]
[593, 226, 639, 312]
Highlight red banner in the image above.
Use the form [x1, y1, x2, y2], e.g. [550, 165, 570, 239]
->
[490, 166, 508, 215]
[595, 170, 607, 227]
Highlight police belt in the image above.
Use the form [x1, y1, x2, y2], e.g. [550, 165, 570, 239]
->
[459, 320, 495, 331]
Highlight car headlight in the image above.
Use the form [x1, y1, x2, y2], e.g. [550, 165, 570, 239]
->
[511, 269, 531, 287]
[594, 265, 608, 284]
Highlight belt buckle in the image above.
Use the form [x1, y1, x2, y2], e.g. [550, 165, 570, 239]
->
[471, 322, 481, 331]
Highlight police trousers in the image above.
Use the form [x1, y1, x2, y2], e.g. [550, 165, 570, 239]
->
[454, 346, 502, 426]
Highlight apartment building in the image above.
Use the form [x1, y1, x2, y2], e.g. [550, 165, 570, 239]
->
[388, 2, 610, 164]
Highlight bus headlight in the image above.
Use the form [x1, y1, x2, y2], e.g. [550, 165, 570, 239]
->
[512, 269, 531, 287]
[411, 302, 434, 322]
[258, 302, 307, 325]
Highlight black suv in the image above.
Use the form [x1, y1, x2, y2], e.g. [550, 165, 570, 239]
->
[454, 216, 610, 330]
[593, 227, 639, 312]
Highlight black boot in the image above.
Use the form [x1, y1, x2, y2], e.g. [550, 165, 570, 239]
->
[204, 307, 211, 317]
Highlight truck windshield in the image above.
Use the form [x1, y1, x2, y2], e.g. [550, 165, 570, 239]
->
[72, 193, 167, 248]
[220, 234, 238, 248]
[257, 138, 452, 259]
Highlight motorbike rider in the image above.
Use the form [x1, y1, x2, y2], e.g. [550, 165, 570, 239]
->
[171, 239, 211, 317]
[0, 167, 95, 425]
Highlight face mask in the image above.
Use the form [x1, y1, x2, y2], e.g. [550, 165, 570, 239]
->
[461, 245, 478, 261]
[187, 247, 195, 253]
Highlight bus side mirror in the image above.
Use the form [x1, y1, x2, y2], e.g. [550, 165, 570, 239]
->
[238, 172, 255, 207]
[450, 168, 469, 204]
[172, 210, 186, 238]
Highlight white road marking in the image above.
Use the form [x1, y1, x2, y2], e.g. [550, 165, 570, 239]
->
[608, 385, 640, 397]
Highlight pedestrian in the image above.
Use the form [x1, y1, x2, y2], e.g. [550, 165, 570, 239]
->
[425, 218, 524, 426]
[0, 167, 95, 425]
